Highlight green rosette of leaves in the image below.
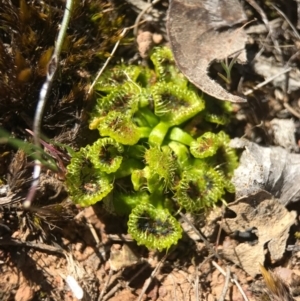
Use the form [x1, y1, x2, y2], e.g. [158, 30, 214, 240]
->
[65, 46, 239, 251]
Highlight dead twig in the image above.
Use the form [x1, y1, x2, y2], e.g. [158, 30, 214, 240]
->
[76, 208, 107, 261]
[244, 0, 283, 62]
[244, 67, 292, 96]
[133, 0, 161, 36]
[0, 238, 64, 254]
[101, 270, 123, 301]
[272, 4, 300, 40]
[195, 261, 200, 301]
[88, 27, 128, 95]
[88, 22, 141, 95]
[125, 0, 163, 23]
[98, 268, 114, 301]
[179, 212, 222, 260]
[212, 261, 249, 301]
[170, 274, 179, 301]
[136, 254, 167, 301]
[102, 263, 149, 301]
[283, 102, 300, 119]
[271, 4, 300, 98]
[218, 267, 231, 301]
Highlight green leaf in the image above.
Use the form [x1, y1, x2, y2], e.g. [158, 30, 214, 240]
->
[128, 202, 182, 251]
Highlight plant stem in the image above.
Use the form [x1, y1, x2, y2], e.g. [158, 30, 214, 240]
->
[26, 0, 74, 207]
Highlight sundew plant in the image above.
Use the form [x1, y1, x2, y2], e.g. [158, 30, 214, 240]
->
[66, 47, 238, 251]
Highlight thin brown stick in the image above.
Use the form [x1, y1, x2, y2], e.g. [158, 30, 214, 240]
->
[102, 262, 148, 301]
[244, 67, 292, 96]
[271, 4, 300, 40]
[133, 0, 161, 36]
[136, 254, 167, 301]
[88, 22, 139, 95]
[283, 102, 300, 119]
[0, 238, 64, 254]
[195, 262, 200, 301]
[98, 268, 114, 301]
[170, 274, 179, 301]
[101, 270, 123, 301]
[88, 27, 128, 95]
[179, 212, 222, 260]
[244, 0, 283, 62]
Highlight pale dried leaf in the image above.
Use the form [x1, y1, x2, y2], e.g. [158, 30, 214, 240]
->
[230, 139, 300, 205]
[270, 118, 298, 152]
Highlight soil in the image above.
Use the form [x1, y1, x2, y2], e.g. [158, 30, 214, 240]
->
[1, 0, 300, 301]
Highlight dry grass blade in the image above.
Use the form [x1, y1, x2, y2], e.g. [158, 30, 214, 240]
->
[260, 264, 296, 301]
[244, 0, 283, 61]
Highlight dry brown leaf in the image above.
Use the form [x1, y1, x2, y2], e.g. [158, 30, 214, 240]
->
[221, 191, 296, 277]
[167, 0, 248, 102]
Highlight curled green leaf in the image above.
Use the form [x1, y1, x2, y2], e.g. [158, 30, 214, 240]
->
[88, 137, 124, 173]
[190, 132, 219, 159]
[203, 98, 233, 125]
[111, 190, 150, 215]
[94, 65, 142, 93]
[90, 82, 142, 130]
[205, 131, 238, 178]
[151, 82, 204, 124]
[150, 47, 186, 85]
[98, 111, 151, 145]
[66, 147, 113, 206]
[144, 145, 177, 189]
[175, 166, 225, 211]
[131, 167, 149, 192]
[128, 202, 182, 251]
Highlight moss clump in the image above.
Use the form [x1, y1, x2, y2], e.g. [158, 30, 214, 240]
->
[0, 0, 130, 142]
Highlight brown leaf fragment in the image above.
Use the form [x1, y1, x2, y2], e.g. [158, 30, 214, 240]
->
[167, 0, 248, 102]
[109, 244, 141, 271]
[221, 191, 296, 277]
